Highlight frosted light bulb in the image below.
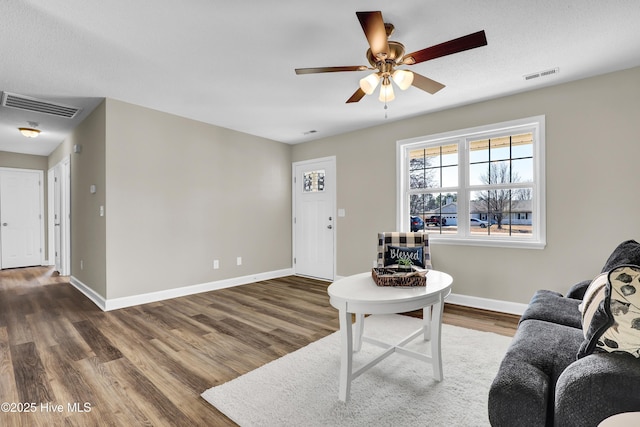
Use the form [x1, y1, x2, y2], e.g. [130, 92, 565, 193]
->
[392, 69, 414, 90]
[359, 73, 380, 95]
[378, 82, 395, 102]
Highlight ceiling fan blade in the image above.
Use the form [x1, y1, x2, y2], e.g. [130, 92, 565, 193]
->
[346, 88, 366, 103]
[403, 30, 487, 65]
[295, 66, 368, 75]
[356, 11, 389, 59]
[411, 72, 446, 94]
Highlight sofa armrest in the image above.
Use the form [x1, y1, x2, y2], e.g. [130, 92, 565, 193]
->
[520, 290, 582, 329]
[555, 353, 640, 426]
[489, 361, 550, 426]
[565, 279, 591, 300]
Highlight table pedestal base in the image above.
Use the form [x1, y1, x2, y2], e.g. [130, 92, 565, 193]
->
[338, 304, 443, 402]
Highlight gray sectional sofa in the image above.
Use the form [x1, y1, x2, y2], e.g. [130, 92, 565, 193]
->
[488, 240, 640, 426]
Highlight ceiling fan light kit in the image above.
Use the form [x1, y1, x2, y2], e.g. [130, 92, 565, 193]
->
[295, 11, 487, 105]
[378, 78, 395, 102]
[392, 69, 414, 90]
[359, 73, 381, 95]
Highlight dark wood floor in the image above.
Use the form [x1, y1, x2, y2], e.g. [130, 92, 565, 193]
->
[0, 266, 518, 426]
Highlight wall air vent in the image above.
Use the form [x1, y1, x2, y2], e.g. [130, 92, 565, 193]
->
[523, 67, 559, 81]
[1, 92, 81, 118]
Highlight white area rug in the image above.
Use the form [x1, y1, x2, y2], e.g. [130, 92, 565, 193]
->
[201, 314, 511, 427]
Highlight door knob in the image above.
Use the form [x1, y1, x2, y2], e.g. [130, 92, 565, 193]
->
[327, 225, 333, 229]
[2, 223, 7, 226]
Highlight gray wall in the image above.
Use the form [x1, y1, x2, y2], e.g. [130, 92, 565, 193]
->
[292, 66, 640, 305]
[0, 151, 48, 170]
[65, 100, 108, 297]
[102, 99, 292, 299]
[48, 98, 292, 302]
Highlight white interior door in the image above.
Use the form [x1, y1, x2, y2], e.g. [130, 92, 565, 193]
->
[48, 157, 71, 275]
[47, 167, 55, 267]
[293, 157, 336, 280]
[60, 158, 71, 276]
[54, 167, 63, 271]
[0, 169, 43, 269]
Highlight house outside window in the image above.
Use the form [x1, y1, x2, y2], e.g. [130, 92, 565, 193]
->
[397, 116, 546, 249]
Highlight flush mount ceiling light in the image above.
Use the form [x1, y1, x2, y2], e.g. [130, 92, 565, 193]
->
[295, 11, 487, 104]
[19, 128, 40, 138]
[19, 121, 41, 138]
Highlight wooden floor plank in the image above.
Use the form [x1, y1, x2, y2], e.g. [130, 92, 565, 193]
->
[0, 327, 19, 403]
[40, 345, 115, 427]
[10, 341, 55, 404]
[75, 356, 155, 426]
[72, 320, 123, 363]
[0, 266, 517, 426]
[106, 357, 194, 427]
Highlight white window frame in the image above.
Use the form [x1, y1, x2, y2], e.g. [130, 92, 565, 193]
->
[396, 115, 546, 249]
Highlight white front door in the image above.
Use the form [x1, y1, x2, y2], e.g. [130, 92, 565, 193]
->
[0, 169, 43, 269]
[293, 157, 336, 280]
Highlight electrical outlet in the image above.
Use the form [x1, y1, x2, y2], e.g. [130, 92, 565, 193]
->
[237, 257, 242, 266]
[213, 260, 219, 269]
[80, 259, 84, 270]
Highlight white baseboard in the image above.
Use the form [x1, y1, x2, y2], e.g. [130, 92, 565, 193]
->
[69, 276, 108, 311]
[69, 268, 526, 316]
[70, 268, 294, 311]
[446, 293, 527, 316]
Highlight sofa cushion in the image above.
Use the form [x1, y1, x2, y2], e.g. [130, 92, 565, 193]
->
[519, 290, 582, 329]
[566, 279, 594, 300]
[578, 265, 640, 358]
[488, 319, 584, 426]
[601, 240, 640, 273]
[579, 273, 609, 337]
[556, 352, 640, 426]
[565, 240, 640, 300]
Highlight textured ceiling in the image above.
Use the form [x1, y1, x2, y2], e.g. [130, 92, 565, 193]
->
[1, 0, 640, 156]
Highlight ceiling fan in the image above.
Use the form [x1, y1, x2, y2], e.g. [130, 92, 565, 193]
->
[295, 11, 487, 104]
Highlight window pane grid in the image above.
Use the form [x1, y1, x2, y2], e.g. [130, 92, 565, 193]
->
[303, 170, 325, 192]
[409, 145, 458, 192]
[470, 188, 533, 237]
[400, 117, 543, 247]
[409, 192, 458, 234]
[469, 134, 534, 187]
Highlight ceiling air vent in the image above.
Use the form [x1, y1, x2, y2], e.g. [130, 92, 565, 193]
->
[523, 67, 559, 81]
[1, 92, 81, 118]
